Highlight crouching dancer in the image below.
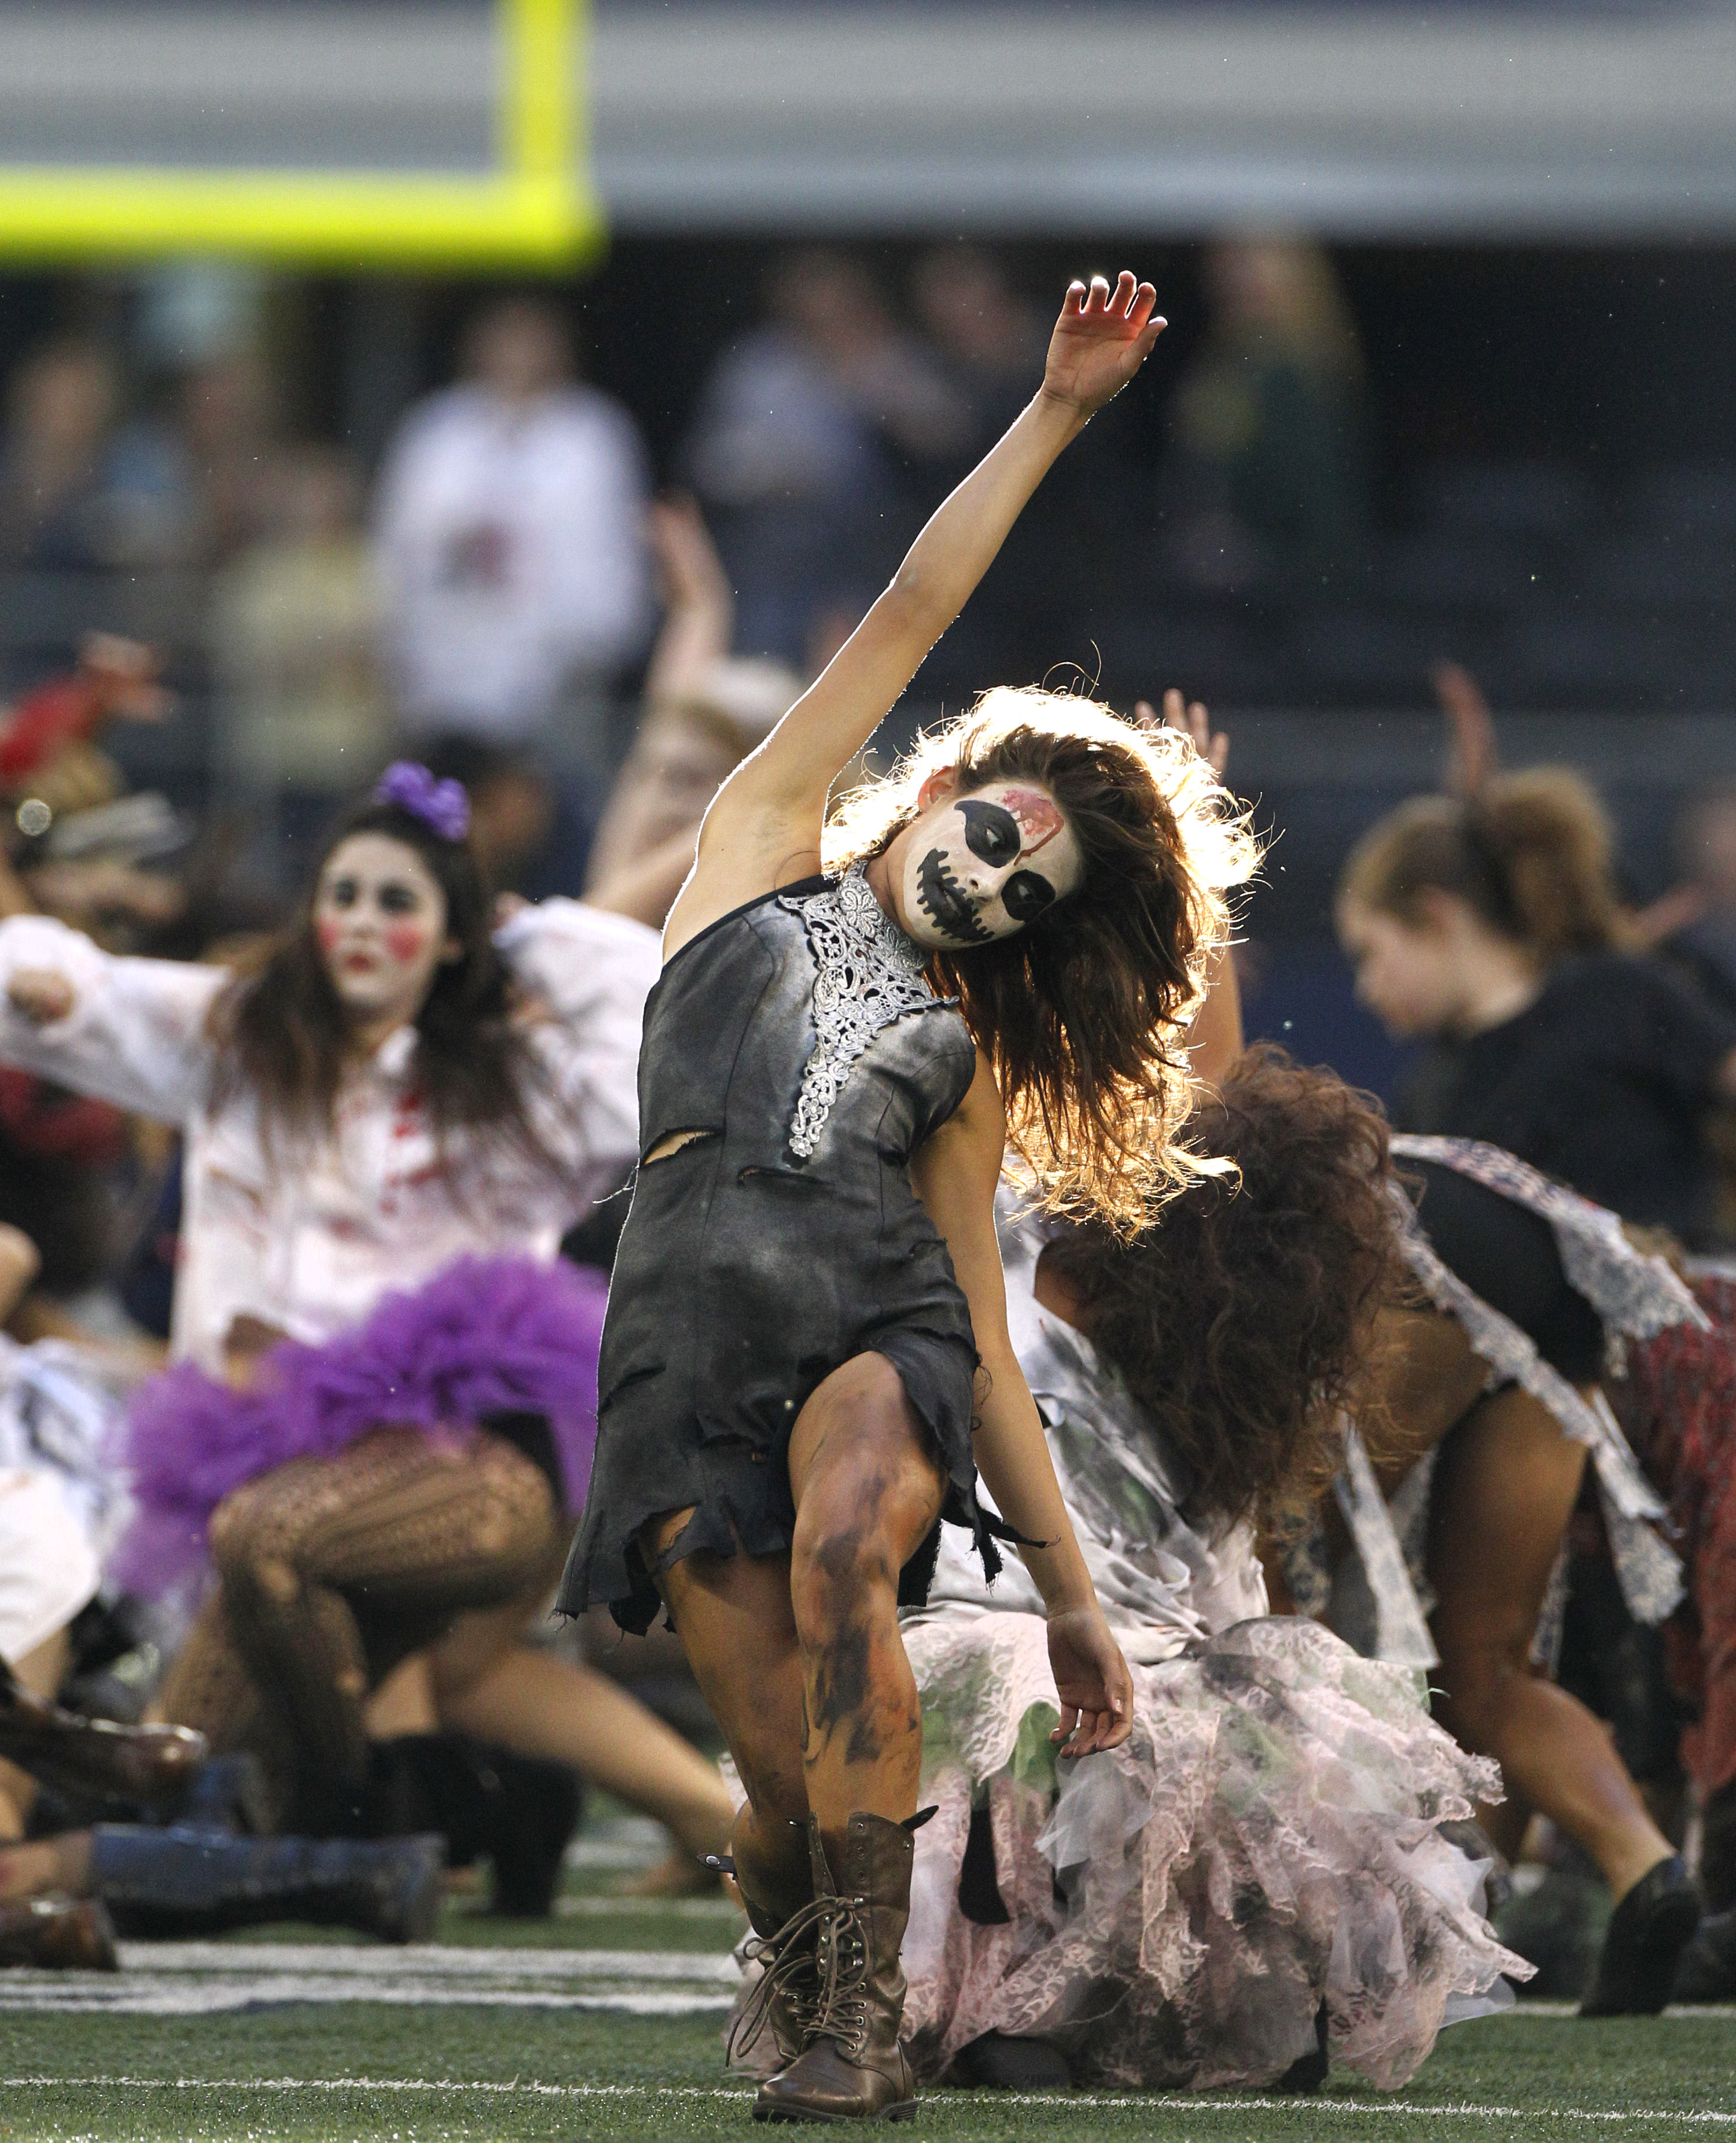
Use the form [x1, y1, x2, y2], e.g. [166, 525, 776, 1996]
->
[559, 269, 1255, 2122]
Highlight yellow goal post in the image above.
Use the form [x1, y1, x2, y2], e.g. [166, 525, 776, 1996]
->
[0, 0, 601, 268]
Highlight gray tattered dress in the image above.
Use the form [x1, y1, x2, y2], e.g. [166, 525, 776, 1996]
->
[560, 863, 997, 1634]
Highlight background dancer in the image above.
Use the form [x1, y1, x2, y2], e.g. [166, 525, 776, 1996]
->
[0, 765, 738, 1891]
[562, 268, 1255, 2123]
[894, 1048, 1528, 2094]
[1275, 1131, 1704, 2012]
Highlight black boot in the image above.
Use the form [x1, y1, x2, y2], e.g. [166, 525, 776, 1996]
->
[361, 1734, 583, 1919]
[1272, 2002, 1330, 2093]
[1673, 1907, 1736, 2004]
[89, 1825, 445, 1942]
[950, 2033, 1072, 2090]
[1580, 1855, 1701, 2016]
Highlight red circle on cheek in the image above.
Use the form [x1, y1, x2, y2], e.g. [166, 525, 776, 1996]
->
[315, 919, 341, 955]
[385, 925, 431, 966]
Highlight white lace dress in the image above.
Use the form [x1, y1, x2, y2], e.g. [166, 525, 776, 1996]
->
[888, 1200, 1530, 2092]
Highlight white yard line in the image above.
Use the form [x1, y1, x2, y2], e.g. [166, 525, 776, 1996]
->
[109, 1941, 740, 1980]
[0, 1941, 741, 2016]
[0, 2079, 1733, 2122]
[0, 1984, 736, 2015]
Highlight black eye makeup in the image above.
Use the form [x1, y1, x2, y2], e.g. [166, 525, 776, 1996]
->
[957, 799, 1021, 868]
[378, 882, 422, 915]
[1002, 870, 1057, 923]
[325, 877, 359, 910]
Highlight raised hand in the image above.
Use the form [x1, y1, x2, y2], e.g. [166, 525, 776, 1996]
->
[1046, 1602, 1135, 1757]
[1432, 660, 1498, 798]
[1042, 271, 1166, 421]
[1136, 688, 1230, 777]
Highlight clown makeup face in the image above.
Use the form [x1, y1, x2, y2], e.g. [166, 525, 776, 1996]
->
[312, 833, 455, 1033]
[896, 778, 1084, 950]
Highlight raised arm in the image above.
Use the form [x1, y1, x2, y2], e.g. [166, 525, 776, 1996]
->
[909, 1054, 1134, 1755]
[0, 914, 222, 1123]
[674, 274, 1165, 934]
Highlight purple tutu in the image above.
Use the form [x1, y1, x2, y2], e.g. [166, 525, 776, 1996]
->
[111, 1256, 606, 1597]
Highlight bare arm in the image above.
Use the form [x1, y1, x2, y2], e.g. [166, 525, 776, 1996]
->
[910, 1054, 1134, 1755]
[666, 273, 1167, 952]
[1187, 945, 1245, 1091]
[642, 497, 735, 712]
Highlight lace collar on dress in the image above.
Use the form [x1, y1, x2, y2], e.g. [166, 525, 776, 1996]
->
[778, 861, 939, 1159]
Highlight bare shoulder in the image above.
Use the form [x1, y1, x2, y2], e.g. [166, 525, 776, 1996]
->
[658, 782, 823, 962]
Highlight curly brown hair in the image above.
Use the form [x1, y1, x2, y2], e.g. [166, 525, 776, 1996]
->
[827, 687, 1257, 1227]
[1042, 1047, 1407, 1535]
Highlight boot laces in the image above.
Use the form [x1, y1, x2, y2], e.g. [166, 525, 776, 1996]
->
[727, 1894, 830, 2062]
[728, 1892, 870, 2063]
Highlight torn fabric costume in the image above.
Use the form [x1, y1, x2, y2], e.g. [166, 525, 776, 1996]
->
[560, 863, 995, 1634]
[741, 1197, 1531, 2092]
[1290, 1136, 1701, 1673]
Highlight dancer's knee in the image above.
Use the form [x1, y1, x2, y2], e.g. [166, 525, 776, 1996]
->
[789, 1369, 942, 1647]
[1432, 1632, 1531, 1755]
[208, 1492, 303, 1603]
[790, 1498, 894, 1649]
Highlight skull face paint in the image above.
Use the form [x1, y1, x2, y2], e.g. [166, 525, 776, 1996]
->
[899, 780, 1083, 950]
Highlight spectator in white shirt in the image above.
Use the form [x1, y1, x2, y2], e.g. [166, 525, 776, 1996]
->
[373, 299, 652, 765]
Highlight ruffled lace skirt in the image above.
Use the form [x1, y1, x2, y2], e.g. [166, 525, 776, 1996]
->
[896, 1611, 1529, 2092]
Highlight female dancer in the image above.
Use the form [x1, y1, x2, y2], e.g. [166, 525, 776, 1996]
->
[1337, 768, 1736, 1242]
[0, 765, 737, 1879]
[1278, 1133, 1704, 2013]
[560, 269, 1254, 2123]
[885, 1050, 1530, 2093]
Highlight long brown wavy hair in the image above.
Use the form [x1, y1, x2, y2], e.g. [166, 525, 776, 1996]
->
[207, 797, 553, 1183]
[1042, 1047, 1407, 1536]
[827, 688, 1257, 1227]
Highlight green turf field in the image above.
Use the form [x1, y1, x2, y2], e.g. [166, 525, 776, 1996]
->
[0, 1816, 1730, 2143]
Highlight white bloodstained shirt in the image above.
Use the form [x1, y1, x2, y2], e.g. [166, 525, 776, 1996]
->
[0, 901, 658, 1373]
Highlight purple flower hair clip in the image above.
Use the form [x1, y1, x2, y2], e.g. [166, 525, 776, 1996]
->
[373, 761, 470, 843]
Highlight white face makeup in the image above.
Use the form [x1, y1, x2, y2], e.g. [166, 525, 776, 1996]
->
[312, 833, 453, 1030]
[897, 779, 1083, 950]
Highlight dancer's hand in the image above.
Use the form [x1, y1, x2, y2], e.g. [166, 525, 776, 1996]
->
[1041, 272, 1165, 421]
[1046, 1603, 1135, 1757]
[1136, 688, 1229, 776]
[6, 969, 75, 1025]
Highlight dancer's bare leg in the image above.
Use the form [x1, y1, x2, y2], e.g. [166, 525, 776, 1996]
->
[1426, 1380, 1676, 1903]
[428, 1612, 735, 1862]
[785, 1354, 946, 1834]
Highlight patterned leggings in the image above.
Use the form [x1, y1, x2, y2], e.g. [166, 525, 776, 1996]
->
[159, 1427, 563, 1825]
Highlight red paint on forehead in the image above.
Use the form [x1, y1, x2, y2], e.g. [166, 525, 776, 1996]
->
[998, 786, 1065, 857]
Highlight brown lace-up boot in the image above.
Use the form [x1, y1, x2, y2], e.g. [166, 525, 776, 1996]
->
[0, 1660, 206, 1814]
[0, 1896, 119, 1971]
[724, 1810, 819, 2071]
[752, 1811, 919, 2124]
